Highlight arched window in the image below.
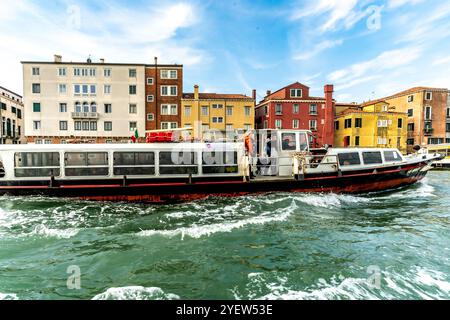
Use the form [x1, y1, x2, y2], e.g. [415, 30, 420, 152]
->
[83, 102, 89, 113]
[75, 102, 81, 113]
[91, 102, 97, 113]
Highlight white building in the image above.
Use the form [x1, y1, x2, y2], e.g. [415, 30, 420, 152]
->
[0, 86, 25, 144]
[22, 55, 146, 144]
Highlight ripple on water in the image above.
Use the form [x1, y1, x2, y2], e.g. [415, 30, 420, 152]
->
[92, 286, 180, 300]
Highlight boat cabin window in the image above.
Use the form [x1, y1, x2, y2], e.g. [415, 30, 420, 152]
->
[202, 151, 239, 174]
[383, 150, 402, 162]
[14, 152, 60, 178]
[281, 133, 297, 151]
[113, 152, 155, 176]
[338, 152, 361, 166]
[159, 152, 198, 175]
[362, 152, 383, 165]
[0, 160, 4, 178]
[64, 152, 109, 177]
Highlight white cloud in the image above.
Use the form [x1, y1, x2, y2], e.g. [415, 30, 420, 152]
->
[293, 39, 343, 60]
[432, 56, 450, 66]
[388, 0, 424, 9]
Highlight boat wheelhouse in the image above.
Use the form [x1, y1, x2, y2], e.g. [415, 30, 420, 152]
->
[0, 130, 441, 202]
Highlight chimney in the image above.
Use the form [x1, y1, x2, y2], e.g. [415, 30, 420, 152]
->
[266, 90, 271, 97]
[154, 57, 158, 66]
[54, 55, 62, 63]
[252, 89, 257, 101]
[323, 84, 335, 147]
[194, 85, 200, 100]
[100, 58, 105, 63]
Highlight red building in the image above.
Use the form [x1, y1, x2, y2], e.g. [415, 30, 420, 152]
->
[255, 82, 335, 148]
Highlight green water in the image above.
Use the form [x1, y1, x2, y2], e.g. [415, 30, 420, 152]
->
[1, 171, 450, 300]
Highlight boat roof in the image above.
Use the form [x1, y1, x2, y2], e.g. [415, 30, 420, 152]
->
[327, 147, 401, 154]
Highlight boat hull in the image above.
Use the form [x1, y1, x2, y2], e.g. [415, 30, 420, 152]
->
[0, 162, 430, 203]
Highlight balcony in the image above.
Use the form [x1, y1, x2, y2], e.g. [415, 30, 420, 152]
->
[424, 128, 434, 136]
[72, 112, 99, 120]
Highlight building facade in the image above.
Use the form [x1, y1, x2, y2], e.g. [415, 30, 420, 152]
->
[334, 101, 408, 154]
[22, 55, 182, 144]
[0, 86, 25, 144]
[181, 85, 255, 138]
[255, 82, 335, 148]
[364, 87, 450, 153]
[145, 60, 183, 131]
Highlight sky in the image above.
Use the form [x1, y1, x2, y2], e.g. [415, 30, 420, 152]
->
[1, 0, 450, 103]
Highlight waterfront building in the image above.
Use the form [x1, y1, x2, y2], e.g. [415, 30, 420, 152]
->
[181, 85, 255, 138]
[0, 86, 25, 144]
[255, 82, 335, 148]
[334, 101, 408, 154]
[362, 87, 450, 153]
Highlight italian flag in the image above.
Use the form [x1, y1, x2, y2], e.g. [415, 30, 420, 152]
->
[131, 130, 139, 143]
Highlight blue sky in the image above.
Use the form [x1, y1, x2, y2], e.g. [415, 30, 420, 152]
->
[1, 0, 450, 102]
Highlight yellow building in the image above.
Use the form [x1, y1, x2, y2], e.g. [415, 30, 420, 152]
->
[181, 85, 255, 138]
[334, 101, 408, 154]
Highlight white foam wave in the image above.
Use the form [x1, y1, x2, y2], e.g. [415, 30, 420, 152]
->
[92, 286, 180, 300]
[0, 293, 18, 300]
[29, 224, 79, 239]
[293, 193, 371, 209]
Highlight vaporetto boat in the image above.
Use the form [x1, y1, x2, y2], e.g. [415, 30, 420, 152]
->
[0, 130, 442, 203]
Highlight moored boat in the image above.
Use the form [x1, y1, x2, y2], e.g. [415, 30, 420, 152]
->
[0, 130, 441, 203]
[426, 144, 450, 170]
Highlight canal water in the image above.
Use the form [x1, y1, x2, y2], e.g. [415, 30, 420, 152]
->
[1, 171, 450, 300]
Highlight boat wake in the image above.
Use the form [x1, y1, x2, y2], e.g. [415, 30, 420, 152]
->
[92, 286, 180, 300]
[0, 293, 18, 300]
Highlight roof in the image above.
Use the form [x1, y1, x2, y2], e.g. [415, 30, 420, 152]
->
[21, 61, 183, 68]
[0, 86, 22, 99]
[182, 93, 253, 100]
[263, 81, 310, 99]
[336, 108, 407, 116]
[361, 87, 449, 107]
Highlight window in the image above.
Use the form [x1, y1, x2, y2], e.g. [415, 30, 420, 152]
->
[245, 106, 252, 116]
[33, 103, 41, 112]
[32, 83, 41, 94]
[290, 89, 302, 98]
[89, 69, 96, 77]
[446, 123, 450, 133]
[147, 113, 155, 121]
[355, 118, 362, 128]
[58, 84, 67, 94]
[344, 119, 352, 129]
[226, 124, 234, 131]
[161, 86, 177, 96]
[104, 104, 112, 114]
[60, 121, 68, 131]
[161, 70, 177, 79]
[159, 151, 197, 175]
[147, 95, 154, 102]
[11, 107, 16, 114]
[212, 104, 223, 109]
[83, 102, 89, 113]
[129, 85, 137, 95]
[91, 103, 97, 113]
[75, 102, 82, 112]
[408, 109, 413, 117]
[58, 68, 66, 76]
[377, 137, 387, 145]
[185, 106, 191, 117]
[90, 121, 97, 131]
[425, 91, 432, 100]
[14, 152, 60, 178]
[355, 136, 360, 146]
[447, 108, 450, 118]
[309, 120, 317, 131]
[201, 106, 209, 116]
[33, 121, 41, 130]
[35, 140, 43, 144]
[129, 104, 137, 114]
[82, 85, 89, 95]
[64, 152, 109, 177]
[113, 152, 155, 176]
[293, 119, 300, 129]
[17, 109, 22, 119]
[408, 123, 415, 131]
[32, 67, 40, 76]
[363, 152, 383, 164]
[74, 68, 81, 76]
[244, 124, 252, 131]
[59, 103, 67, 113]
[281, 133, 297, 151]
[74, 85, 81, 95]
[338, 153, 361, 166]
[309, 104, 318, 115]
[82, 121, 89, 131]
[104, 85, 111, 95]
[226, 106, 233, 116]
[425, 106, 432, 120]
[275, 104, 282, 115]
[335, 121, 340, 130]
[161, 122, 178, 130]
[161, 104, 178, 115]
[408, 95, 414, 102]
[147, 78, 154, 85]
[275, 119, 282, 129]
[377, 120, 388, 127]
[104, 69, 111, 77]
[398, 118, 403, 128]
[384, 150, 402, 162]
[89, 85, 96, 95]
[407, 138, 414, 146]
[293, 104, 299, 114]
[129, 122, 137, 131]
[129, 69, 137, 78]
[212, 117, 224, 123]
[104, 121, 112, 131]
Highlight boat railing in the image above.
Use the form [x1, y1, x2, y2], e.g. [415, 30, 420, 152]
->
[294, 153, 340, 177]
